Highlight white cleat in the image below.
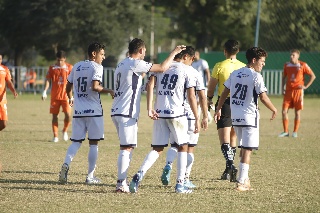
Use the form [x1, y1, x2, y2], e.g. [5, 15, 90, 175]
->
[63, 132, 69, 141]
[53, 137, 59, 143]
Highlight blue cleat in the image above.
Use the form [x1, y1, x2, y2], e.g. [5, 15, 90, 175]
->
[129, 171, 142, 193]
[184, 179, 196, 189]
[175, 183, 192, 193]
[278, 132, 289, 137]
[161, 164, 172, 185]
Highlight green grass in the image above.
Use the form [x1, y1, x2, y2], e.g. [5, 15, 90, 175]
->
[1, 94, 320, 213]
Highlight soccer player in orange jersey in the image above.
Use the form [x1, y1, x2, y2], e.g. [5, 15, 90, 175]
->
[278, 49, 316, 138]
[0, 53, 18, 131]
[42, 50, 73, 142]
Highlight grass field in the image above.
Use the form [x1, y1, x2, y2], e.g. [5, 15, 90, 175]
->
[0, 93, 320, 213]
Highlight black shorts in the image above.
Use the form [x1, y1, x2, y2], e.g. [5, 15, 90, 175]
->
[215, 96, 232, 129]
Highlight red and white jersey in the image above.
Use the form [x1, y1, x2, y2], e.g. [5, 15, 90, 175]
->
[0, 65, 11, 105]
[68, 60, 104, 117]
[224, 67, 267, 127]
[153, 61, 193, 119]
[111, 57, 153, 119]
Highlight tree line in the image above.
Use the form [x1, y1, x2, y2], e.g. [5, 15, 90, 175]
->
[0, 0, 319, 66]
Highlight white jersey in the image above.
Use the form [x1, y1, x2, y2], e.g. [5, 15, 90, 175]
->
[153, 61, 192, 118]
[111, 57, 153, 119]
[224, 67, 267, 127]
[68, 60, 104, 118]
[184, 66, 205, 119]
[192, 59, 209, 86]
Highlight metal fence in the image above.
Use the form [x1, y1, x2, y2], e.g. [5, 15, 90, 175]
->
[8, 66, 283, 95]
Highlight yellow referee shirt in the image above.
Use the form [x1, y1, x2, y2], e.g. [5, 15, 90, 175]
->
[211, 58, 246, 96]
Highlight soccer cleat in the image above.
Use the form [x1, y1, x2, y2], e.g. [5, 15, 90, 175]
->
[63, 132, 69, 141]
[230, 165, 238, 182]
[184, 179, 196, 189]
[85, 176, 101, 185]
[175, 183, 192, 193]
[278, 132, 289, 137]
[116, 183, 130, 193]
[161, 164, 172, 185]
[129, 171, 143, 193]
[59, 163, 69, 184]
[292, 132, 298, 138]
[220, 168, 231, 180]
[236, 179, 252, 192]
[53, 137, 59, 143]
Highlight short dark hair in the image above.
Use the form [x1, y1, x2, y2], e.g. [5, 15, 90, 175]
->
[290, 49, 300, 55]
[174, 46, 195, 60]
[128, 38, 145, 55]
[246, 47, 268, 63]
[224, 39, 240, 55]
[87, 42, 105, 58]
[56, 50, 66, 59]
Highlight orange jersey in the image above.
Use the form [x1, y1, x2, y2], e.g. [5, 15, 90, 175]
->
[25, 70, 37, 83]
[0, 64, 11, 105]
[46, 63, 73, 100]
[283, 60, 313, 91]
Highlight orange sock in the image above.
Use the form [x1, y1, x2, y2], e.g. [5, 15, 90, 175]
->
[293, 119, 300, 133]
[52, 122, 58, 137]
[283, 119, 289, 133]
[62, 120, 71, 132]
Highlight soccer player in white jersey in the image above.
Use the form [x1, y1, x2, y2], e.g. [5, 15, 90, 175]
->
[129, 47, 205, 194]
[214, 47, 277, 191]
[161, 48, 209, 188]
[111, 38, 186, 193]
[58, 42, 114, 185]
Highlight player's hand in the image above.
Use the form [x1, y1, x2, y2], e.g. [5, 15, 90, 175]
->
[270, 109, 277, 121]
[68, 97, 74, 107]
[42, 90, 47, 100]
[148, 109, 159, 120]
[201, 117, 208, 131]
[109, 90, 115, 99]
[214, 109, 221, 123]
[172, 45, 186, 54]
[193, 119, 200, 133]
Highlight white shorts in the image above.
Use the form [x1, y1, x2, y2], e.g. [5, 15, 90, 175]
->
[112, 116, 138, 147]
[152, 116, 188, 147]
[71, 116, 104, 142]
[170, 119, 199, 146]
[234, 124, 259, 150]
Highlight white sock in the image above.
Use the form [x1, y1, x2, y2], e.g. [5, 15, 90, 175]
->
[117, 150, 131, 181]
[185, 153, 194, 179]
[166, 147, 178, 166]
[176, 151, 187, 183]
[139, 150, 159, 177]
[87, 145, 98, 179]
[64, 142, 81, 165]
[238, 162, 249, 184]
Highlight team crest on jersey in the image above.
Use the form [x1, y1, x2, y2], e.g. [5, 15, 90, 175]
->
[236, 72, 249, 78]
[76, 65, 81, 71]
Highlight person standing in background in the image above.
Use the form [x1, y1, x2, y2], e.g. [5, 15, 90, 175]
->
[42, 50, 73, 142]
[278, 49, 316, 138]
[207, 39, 246, 182]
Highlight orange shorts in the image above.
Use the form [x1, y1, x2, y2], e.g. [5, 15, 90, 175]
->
[50, 100, 71, 114]
[283, 89, 304, 110]
[0, 104, 8, 121]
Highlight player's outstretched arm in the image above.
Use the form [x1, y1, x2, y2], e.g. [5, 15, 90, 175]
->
[259, 92, 277, 120]
[150, 45, 186, 73]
